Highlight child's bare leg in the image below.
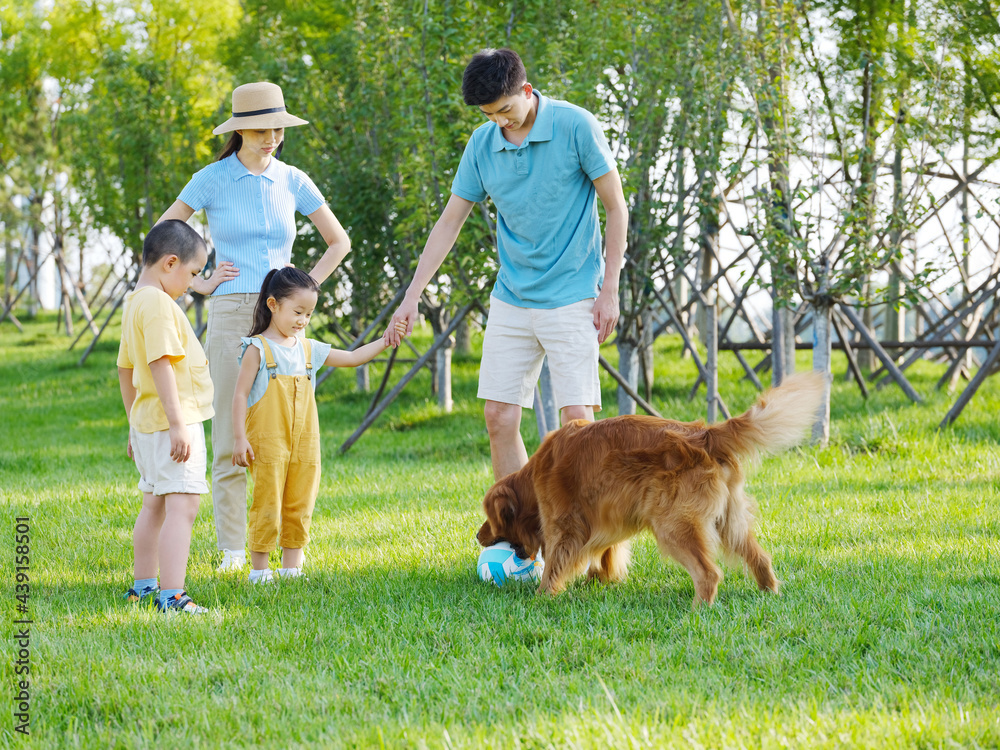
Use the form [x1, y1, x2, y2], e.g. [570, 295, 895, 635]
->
[133, 493, 165, 580]
[281, 548, 304, 569]
[250, 551, 271, 571]
[157, 493, 199, 591]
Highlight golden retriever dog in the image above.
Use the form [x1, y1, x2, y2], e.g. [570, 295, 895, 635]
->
[477, 372, 824, 606]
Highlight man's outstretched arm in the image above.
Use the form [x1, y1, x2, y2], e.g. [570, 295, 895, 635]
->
[386, 194, 476, 345]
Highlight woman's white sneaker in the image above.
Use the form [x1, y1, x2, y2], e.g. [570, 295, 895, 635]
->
[217, 549, 246, 571]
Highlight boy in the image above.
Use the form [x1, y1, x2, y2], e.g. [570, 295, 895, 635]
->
[117, 220, 217, 614]
[387, 48, 628, 481]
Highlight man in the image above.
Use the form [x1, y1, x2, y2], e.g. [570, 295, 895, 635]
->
[387, 48, 628, 481]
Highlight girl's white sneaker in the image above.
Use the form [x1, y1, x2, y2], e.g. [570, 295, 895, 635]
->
[248, 568, 274, 585]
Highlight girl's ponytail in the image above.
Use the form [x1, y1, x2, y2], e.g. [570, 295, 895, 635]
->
[248, 269, 279, 336]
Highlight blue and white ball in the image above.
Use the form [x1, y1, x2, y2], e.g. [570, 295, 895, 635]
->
[477, 541, 543, 586]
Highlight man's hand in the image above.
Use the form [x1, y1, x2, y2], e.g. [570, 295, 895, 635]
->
[593, 287, 620, 344]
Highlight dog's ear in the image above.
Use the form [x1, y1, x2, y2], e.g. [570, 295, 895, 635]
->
[498, 485, 518, 523]
[480, 480, 519, 545]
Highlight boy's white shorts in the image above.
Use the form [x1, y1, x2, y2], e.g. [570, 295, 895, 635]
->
[478, 296, 602, 411]
[130, 423, 209, 496]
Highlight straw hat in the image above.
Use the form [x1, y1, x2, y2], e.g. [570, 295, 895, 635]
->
[213, 82, 309, 135]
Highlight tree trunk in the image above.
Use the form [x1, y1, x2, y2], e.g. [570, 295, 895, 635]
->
[706, 289, 719, 423]
[356, 364, 370, 393]
[812, 302, 832, 445]
[352, 310, 370, 392]
[533, 358, 558, 438]
[639, 308, 655, 400]
[886, 105, 906, 343]
[454, 316, 472, 356]
[435, 335, 454, 413]
[617, 338, 639, 415]
[757, 0, 797, 386]
[856, 57, 881, 371]
[961, 65, 973, 375]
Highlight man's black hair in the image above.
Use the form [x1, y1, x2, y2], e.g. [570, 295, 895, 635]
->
[142, 220, 207, 267]
[462, 48, 527, 106]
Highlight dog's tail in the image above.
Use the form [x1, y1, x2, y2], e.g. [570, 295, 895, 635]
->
[705, 371, 826, 462]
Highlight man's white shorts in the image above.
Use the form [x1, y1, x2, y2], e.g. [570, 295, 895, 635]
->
[130, 423, 210, 496]
[478, 296, 601, 411]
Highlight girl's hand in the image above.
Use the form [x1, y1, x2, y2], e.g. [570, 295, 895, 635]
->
[233, 438, 255, 467]
[126, 434, 134, 460]
[386, 298, 417, 347]
[384, 320, 408, 348]
[195, 261, 240, 295]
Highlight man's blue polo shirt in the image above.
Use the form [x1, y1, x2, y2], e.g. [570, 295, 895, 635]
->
[451, 91, 617, 309]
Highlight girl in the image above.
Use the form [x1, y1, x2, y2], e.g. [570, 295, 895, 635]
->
[232, 267, 403, 583]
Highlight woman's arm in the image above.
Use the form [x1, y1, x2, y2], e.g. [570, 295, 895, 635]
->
[157, 200, 195, 223]
[156, 200, 239, 294]
[306, 204, 351, 285]
[232, 347, 261, 467]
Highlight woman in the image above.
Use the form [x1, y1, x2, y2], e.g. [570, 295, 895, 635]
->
[158, 81, 350, 571]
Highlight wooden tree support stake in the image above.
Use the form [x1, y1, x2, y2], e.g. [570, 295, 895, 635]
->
[316, 285, 409, 389]
[838, 304, 921, 403]
[831, 308, 868, 399]
[939, 335, 1000, 428]
[339, 304, 474, 454]
[598, 354, 663, 419]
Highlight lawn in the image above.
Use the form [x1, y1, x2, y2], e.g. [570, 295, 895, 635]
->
[1, 311, 998, 748]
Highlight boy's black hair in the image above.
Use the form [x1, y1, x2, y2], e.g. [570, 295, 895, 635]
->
[248, 267, 320, 337]
[142, 220, 207, 267]
[462, 48, 527, 106]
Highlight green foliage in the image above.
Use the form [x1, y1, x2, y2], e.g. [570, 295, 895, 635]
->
[4, 0, 1000, 354]
[61, 0, 240, 258]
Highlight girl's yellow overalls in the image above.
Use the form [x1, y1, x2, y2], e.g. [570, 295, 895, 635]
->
[246, 335, 321, 553]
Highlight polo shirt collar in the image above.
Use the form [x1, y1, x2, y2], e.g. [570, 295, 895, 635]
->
[226, 152, 278, 182]
[490, 90, 554, 151]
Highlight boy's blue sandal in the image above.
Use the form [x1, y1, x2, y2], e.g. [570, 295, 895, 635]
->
[156, 591, 208, 615]
[124, 586, 159, 604]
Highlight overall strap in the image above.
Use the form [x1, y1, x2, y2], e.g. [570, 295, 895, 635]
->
[255, 336, 278, 379]
[302, 338, 313, 380]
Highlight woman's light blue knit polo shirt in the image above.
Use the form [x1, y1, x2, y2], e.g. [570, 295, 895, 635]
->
[450, 91, 617, 309]
[178, 154, 326, 296]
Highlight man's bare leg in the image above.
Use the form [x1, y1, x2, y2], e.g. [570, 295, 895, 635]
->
[484, 400, 529, 480]
[560, 404, 595, 425]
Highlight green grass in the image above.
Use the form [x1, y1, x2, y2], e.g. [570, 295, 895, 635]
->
[1, 312, 999, 748]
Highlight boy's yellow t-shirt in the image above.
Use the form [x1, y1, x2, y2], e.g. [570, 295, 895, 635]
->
[117, 287, 215, 433]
